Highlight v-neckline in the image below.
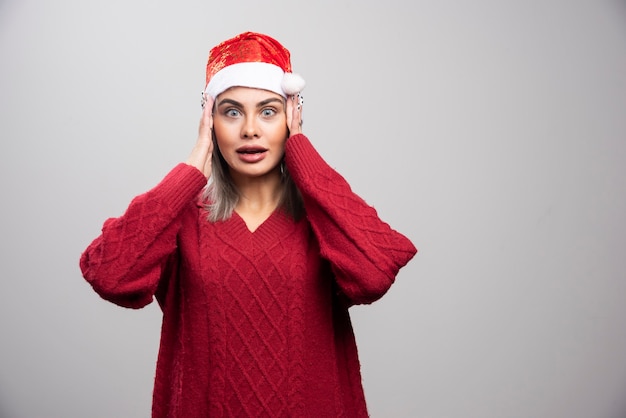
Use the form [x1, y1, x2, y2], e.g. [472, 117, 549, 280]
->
[204, 207, 298, 253]
[233, 209, 279, 234]
[228, 209, 294, 247]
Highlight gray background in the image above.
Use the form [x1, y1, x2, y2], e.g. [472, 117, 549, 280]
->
[1, 0, 625, 417]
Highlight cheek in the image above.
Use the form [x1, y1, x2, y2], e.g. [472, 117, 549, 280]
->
[271, 123, 289, 145]
[212, 125, 235, 152]
[212, 121, 222, 139]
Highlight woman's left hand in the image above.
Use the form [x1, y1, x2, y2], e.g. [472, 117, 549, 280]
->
[286, 93, 303, 137]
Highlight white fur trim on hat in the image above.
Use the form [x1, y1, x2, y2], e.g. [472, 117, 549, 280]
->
[205, 62, 305, 99]
[281, 72, 306, 95]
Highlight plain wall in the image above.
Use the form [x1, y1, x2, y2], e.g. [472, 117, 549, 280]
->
[1, 0, 625, 417]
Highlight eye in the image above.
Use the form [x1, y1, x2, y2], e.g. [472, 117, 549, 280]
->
[261, 107, 277, 117]
[225, 108, 241, 117]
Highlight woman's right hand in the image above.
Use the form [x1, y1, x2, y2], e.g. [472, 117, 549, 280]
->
[186, 94, 214, 179]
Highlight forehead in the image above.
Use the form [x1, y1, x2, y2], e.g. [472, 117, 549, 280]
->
[217, 86, 284, 104]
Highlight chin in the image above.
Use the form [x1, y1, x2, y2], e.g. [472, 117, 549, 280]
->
[231, 164, 280, 179]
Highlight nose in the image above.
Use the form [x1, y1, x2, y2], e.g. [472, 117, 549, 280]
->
[241, 115, 259, 139]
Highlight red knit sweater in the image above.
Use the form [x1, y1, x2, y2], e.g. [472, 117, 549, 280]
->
[80, 134, 416, 417]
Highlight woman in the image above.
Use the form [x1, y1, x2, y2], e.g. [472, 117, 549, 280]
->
[80, 31, 417, 417]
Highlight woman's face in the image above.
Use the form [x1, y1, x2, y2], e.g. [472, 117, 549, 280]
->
[213, 86, 288, 181]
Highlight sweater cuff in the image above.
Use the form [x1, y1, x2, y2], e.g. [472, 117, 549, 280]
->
[149, 163, 207, 215]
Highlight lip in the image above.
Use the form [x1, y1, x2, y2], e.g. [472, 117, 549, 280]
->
[236, 145, 268, 163]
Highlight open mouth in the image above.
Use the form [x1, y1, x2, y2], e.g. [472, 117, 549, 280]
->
[237, 147, 267, 154]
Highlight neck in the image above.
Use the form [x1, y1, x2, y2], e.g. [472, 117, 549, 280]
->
[232, 167, 283, 214]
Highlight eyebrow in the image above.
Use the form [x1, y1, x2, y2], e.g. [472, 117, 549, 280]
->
[217, 97, 284, 108]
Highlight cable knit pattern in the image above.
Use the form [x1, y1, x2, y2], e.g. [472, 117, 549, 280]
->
[80, 134, 417, 417]
[285, 134, 416, 305]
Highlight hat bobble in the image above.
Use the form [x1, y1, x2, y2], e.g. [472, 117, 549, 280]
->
[281, 72, 306, 95]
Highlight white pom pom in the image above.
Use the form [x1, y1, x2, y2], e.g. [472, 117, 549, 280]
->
[281, 72, 306, 95]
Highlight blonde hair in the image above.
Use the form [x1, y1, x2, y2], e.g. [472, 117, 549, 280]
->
[202, 131, 304, 223]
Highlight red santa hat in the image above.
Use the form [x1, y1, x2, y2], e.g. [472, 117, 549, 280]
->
[204, 32, 305, 99]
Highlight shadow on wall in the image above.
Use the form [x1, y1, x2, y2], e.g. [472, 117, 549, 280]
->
[0, 399, 11, 418]
[618, 0, 626, 19]
[0, 0, 14, 22]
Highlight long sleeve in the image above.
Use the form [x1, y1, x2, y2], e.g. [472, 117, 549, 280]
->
[79, 163, 207, 308]
[284, 134, 417, 305]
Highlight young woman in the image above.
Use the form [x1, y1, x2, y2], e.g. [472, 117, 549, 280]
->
[80, 31, 417, 417]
